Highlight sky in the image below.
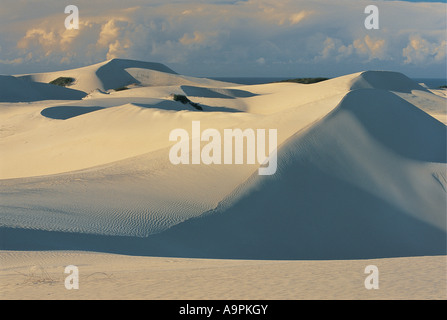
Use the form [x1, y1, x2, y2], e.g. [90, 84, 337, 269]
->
[0, 0, 445, 78]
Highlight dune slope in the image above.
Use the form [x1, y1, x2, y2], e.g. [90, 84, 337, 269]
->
[15, 58, 233, 94]
[0, 75, 86, 102]
[144, 89, 446, 259]
[0, 63, 445, 260]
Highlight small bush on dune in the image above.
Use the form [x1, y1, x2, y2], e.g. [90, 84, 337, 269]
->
[114, 86, 129, 91]
[171, 94, 203, 111]
[275, 77, 329, 84]
[172, 94, 190, 104]
[49, 77, 75, 87]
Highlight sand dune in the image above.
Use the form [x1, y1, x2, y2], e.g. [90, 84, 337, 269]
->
[0, 61, 445, 263]
[180, 85, 258, 99]
[143, 89, 446, 259]
[0, 75, 86, 102]
[349, 71, 430, 93]
[15, 58, 234, 94]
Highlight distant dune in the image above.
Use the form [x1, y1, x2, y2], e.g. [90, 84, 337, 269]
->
[0, 60, 445, 261]
[0, 75, 86, 102]
[14, 58, 234, 94]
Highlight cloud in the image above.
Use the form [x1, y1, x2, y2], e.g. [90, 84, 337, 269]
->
[402, 34, 446, 64]
[353, 35, 387, 61]
[17, 28, 57, 51]
[179, 31, 207, 45]
[289, 10, 314, 25]
[97, 19, 128, 47]
[319, 37, 338, 60]
[0, 0, 445, 77]
[0, 57, 24, 65]
[314, 35, 387, 62]
[256, 57, 266, 65]
[96, 18, 133, 59]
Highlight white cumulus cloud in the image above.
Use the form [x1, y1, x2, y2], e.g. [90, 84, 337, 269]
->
[0, 0, 445, 77]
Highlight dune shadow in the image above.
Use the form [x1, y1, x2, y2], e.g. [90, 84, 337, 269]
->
[4, 84, 445, 261]
[40, 101, 241, 120]
[340, 89, 447, 163]
[135, 101, 242, 113]
[41, 106, 105, 120]
[351, 71, 430, 94]
[1, 164, 445, 260]
[134, 101, 196, 112]
[0, 75, 87, 102]
[181, 85, 257, 99]
[95, 59, 178, 91]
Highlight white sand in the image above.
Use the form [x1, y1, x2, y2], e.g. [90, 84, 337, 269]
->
[0, 59, 446, 299]
[1, 251, 445, 300]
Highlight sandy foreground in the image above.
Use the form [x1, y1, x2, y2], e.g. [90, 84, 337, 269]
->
[1, 60, 446, 300]
[0, 251, 445, 300]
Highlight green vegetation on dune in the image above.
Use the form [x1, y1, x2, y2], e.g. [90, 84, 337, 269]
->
[171, 94, 203, 111]
[49, 77, 75, 87]
[114, 86, 130, 91]
[274, 77, 330, 84]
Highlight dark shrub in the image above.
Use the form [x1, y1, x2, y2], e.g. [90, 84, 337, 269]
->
[49, 77, 75, 87]
[190, 102, 203, 111]
[114, 86, 129, 91]
[171, 94, 202, 111]
[275, 77, 329, 84]
[172, 94, 190, 104]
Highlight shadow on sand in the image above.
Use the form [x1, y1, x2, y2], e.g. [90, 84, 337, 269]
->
[1, 164, 445, 261]
[40, 101, 242, 120]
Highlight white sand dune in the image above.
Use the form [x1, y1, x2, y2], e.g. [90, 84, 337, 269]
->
[0, 61, 446, 263]
[15, 58, 234, 94]
[0, 75, 86, 102]
[144, 89, 445, 259]
[349, 70, 430, 93]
